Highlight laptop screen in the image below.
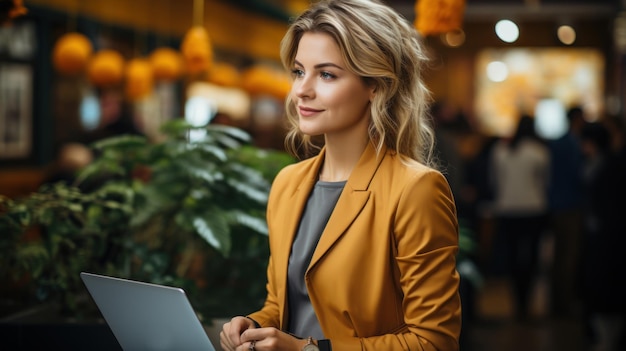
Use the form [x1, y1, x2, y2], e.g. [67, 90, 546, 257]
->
[80, 272, 216, 351]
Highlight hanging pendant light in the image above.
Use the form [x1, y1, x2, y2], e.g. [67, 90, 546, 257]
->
[241, 65, 291, 100]
[148, 0, 183, 82]
[414, 0, 466, 36]
[87, 49, 125, 87]
[207, 62, 240, 87]
[150, 47, 183, 82]
[181, 26, 213, 75]
[0, 0, 27, 26]
[125, 58, 153, 101]
[181, 0, 212, 76]
[52, 32, 93, 75]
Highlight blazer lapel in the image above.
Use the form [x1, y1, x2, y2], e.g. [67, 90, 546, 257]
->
[274, 149, 324, 293]
[308, 143, 387, 271]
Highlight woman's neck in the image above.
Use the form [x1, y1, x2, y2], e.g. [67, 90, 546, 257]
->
[319, 134, 369, 182]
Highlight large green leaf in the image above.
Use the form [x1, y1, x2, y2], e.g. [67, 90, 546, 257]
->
[76, 159, 127, 185]
[206, 124, 252, 143]
[229, 210, 268, 236]
[187, 143, 228, 162]
[131, 184, 171, 227]
[159, 118, 194, 136]
[192, 211, 231, 256]
[179, 162, 224, 184]
[225, 178, 269, 204]
[90, 134, 148, 151]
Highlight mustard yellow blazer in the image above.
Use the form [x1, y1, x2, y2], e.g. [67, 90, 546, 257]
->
[248, 143, 461, 351]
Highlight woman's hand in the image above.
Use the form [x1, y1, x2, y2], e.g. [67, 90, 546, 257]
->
[220, 316, 256, 351]
[239, 327, 307, 351]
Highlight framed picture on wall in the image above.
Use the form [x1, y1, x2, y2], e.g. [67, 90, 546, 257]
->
[0, 63, 33, 159]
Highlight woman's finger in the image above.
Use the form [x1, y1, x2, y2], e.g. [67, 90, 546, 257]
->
[220, 330, 235, 350]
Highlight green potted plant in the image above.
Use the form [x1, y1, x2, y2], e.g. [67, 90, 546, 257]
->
[0, 119, 294, 324]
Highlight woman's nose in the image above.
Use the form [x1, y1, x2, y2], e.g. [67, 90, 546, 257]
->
[294, 75, 314, 99]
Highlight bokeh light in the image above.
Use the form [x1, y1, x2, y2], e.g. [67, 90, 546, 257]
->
[557, 25, 576, 45]
[495, 19, 520, 43]
[486, 61, 509, 82]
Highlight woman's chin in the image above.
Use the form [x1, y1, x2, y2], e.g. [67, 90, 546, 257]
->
[298, 125, 324, 137]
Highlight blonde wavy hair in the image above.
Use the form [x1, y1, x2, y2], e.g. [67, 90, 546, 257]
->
[280, 0, 436, 166]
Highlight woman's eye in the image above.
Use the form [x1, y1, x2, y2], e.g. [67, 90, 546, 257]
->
[320, 71, 335, 80]
[291, 68, 304, 78]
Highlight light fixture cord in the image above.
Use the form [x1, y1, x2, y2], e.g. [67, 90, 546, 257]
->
[193, 0, 204, 27]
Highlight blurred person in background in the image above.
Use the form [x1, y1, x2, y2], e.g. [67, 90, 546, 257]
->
[44, 142, 93, 187]
[579, 119, 626, 351]
[546, 106, 585, 319]
[490, 114, 550, 322]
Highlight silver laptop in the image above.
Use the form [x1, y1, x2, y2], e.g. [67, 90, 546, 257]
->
[80, 272, 216, 351]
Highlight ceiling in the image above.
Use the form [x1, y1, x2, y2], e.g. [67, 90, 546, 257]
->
[225, 0, 620, 23]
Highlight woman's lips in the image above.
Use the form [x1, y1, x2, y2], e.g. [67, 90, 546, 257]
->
[298, 106, 322, 117]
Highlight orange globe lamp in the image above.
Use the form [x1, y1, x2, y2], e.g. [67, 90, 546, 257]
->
[208, 62, 240, 88]
[150, 47, 183, 82]
[180, 26, 213, 75]
[414, 0, 466, 36]
[125, 58, 153, 101]
[52, 32, 93, 75]
[87, 50, 125, 87]
[271, 73, 291, 100]
[241, 65, 273, 96]
[241, 65, 290, 100]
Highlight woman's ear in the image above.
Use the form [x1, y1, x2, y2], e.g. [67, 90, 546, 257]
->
[369, 85, 376, 102]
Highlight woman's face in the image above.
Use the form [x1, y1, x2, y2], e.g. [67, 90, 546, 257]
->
[290, 32, 374, 138]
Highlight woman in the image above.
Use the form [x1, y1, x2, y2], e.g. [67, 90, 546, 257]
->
[221, 1, 461, 350]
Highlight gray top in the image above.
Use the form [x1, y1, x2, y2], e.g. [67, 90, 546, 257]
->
[287, 180, 346, 339]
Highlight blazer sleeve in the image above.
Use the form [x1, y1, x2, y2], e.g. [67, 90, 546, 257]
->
[391, 169, 461, 350]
